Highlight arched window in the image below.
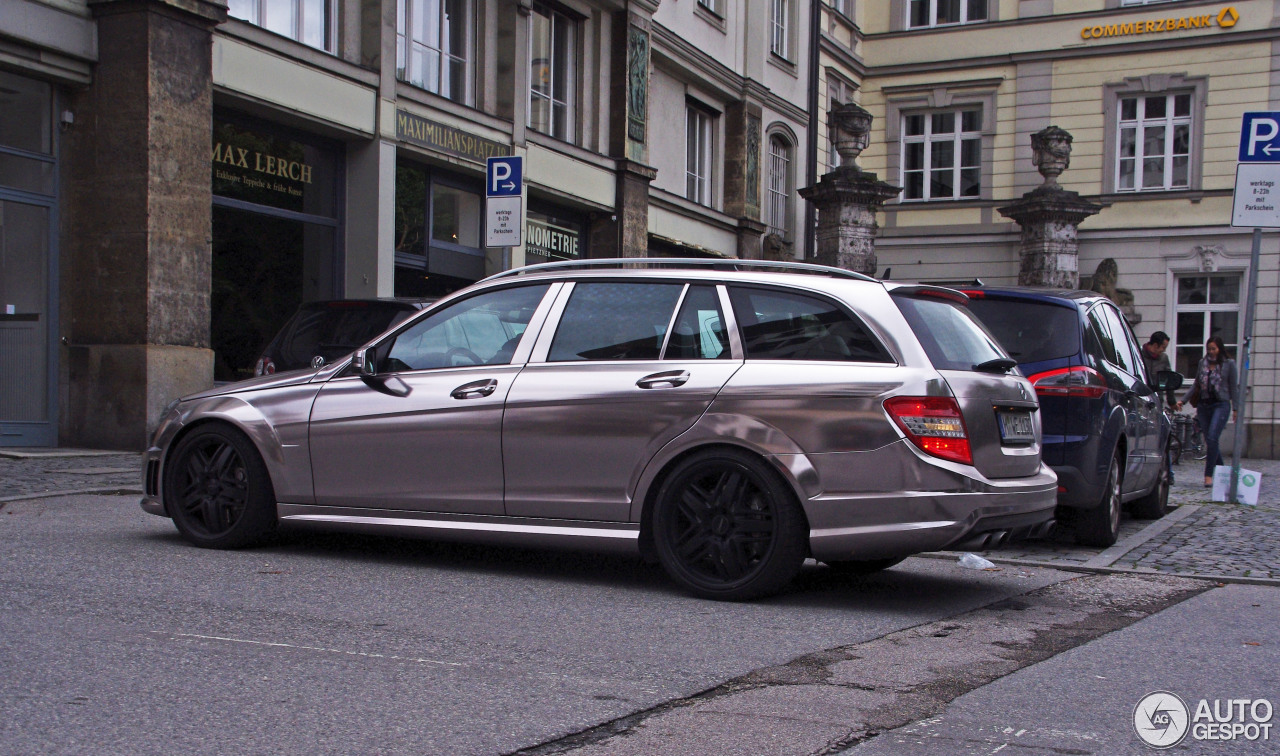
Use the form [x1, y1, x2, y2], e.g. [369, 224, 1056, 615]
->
[767, 134, 792, 239]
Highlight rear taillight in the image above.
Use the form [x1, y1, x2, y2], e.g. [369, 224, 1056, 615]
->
[254, 357, 276, 376]
[884, 396, 973, 465]
[1028, 366, 1106, 398]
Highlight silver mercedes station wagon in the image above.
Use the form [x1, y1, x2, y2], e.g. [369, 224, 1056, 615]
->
[141, 259, 1056, 600]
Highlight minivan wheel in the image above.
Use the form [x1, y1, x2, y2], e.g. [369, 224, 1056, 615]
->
[653, 449, 807, 601]
[165, 424, 277, 549]
[1075, 453, 1122, 547]
[1131, 445, 1172, 520]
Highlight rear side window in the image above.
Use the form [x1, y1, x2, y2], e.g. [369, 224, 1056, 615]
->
[893, 294, 1007, 371]
[1086, 306, 1119, 366]
[965, 298, 1080, 363]
[549, 282, 684, 361]
[728, 286, 891, 362]
[664, 285, 730, 360]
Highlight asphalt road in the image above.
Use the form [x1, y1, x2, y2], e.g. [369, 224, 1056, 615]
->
[1, 493, 1074, 756]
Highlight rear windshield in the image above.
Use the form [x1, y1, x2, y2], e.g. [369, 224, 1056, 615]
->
[892, 293, 1008, 371]
[273, 303, 414, 370]
[965, 298, 1080, 364]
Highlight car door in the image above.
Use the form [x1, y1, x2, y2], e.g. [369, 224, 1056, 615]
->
[1102, 303, 1161, 492]
[1087, 303, 1153, 495]
[502, 281, 742, 522]
[307, 284, 554, 514]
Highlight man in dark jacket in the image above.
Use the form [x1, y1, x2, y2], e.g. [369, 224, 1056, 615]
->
[1141, 331, 1176, 408]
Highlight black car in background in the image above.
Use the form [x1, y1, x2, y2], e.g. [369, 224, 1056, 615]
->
[253, 299, 435, 377]
[962, 287, 1179, 547]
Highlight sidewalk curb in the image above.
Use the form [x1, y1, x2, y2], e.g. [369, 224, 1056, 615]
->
[1082, 504, 1201, 568]
[0, 487, 143, 504]
[915, 552, 1280, 587]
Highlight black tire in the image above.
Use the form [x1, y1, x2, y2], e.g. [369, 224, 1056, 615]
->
[1075, 453, 1122, 547]
[652, 448, 807, 601]
[164, 424, 277, 549]
[1131, 445, 1171, 520]
[823, 557, 906, 576]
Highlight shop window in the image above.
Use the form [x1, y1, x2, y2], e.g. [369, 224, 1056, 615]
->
[528, 4, 577, 143]
[901, 108, 981, 201]
[227, 0, 334, 52]
[394, 161, 485, 297]
[525, 206, 585, 266]
[767, 134, 793, 239]
[686, 102, 716, 206]
[907, 0, 987, 29]
[1173, 275, 1241, 377]
[396, 0, 473, 105]
[0, 71, 54, 196]
[1103, 74, 1205, 194]
[770, 0, 790, 58]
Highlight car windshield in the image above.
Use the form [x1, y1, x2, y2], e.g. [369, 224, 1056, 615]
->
[965, 298, 1080, 364]
[892, 293, 1008, 371]
[275, 303, 413, 370]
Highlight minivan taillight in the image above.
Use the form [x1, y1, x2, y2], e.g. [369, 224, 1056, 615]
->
[884, 396, 972, 465]
[1028, 366, 1106, 398]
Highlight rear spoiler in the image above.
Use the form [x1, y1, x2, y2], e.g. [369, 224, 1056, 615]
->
[884, 284, 970, 305]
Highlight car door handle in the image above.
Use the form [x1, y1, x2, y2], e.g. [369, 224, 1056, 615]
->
[451, 379, 498, 399]
[636, 370, 690, 389]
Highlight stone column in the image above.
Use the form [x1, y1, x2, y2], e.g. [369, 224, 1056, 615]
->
[997, 126, 1102, 288]
[724, 99, 766, 260]
[798, 103, 900, 276]
[62, 0, 225, 449]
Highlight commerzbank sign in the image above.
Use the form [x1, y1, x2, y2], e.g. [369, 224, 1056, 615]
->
[1081, 6, 1238, 40]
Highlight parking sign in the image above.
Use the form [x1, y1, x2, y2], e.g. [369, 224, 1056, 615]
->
[486, 156, 524, 247]
[1238, 112, 1280, 162]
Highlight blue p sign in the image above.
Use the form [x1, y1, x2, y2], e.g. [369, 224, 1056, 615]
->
[1239, 113, 1280, 162]
[487, 156, 523, 197]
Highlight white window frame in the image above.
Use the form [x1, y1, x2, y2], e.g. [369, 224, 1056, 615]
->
[227, 0, 335, 52]
[686, 104, 715, 207]
[528, 4, 577, 143]
[907, 0, 987, 29]
[1172, 274, 1243, 378]
[767, 134, 792, 239]
[900, 108, 982, 201]
[1115, 91, 1192, 193]
[697, 0, 722, 15]
[770, 0, 789, 59]
[396, 0, 474, 105]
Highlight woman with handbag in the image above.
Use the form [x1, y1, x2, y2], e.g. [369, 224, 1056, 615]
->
[1178, 336, 1239, 486]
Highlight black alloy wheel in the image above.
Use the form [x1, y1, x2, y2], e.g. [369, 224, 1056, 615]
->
[164, 424, 277, 549]
[1075, 453, 1122, 547]
[652, 448, 807, 601]
[1131, 445, 1172, 520]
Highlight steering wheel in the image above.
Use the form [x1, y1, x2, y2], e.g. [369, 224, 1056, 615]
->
[445, 347, 483, 366]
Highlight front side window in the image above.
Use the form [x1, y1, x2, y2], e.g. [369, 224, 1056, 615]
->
[686, 104, 715, 206]
[549, 283, 684, 361]
[902, 108, 981, 201]
[528, 4, 576, 142]
[228, 0, 333, 51]
[396, 0, 473, 104]
[731, 287, 891, 362]
[770, 0, 789, 58]
[767, 135, 792, 239]
[908, 0, 987, 29]
[1174, 275, 1241, 376]
[382, 285, 549, 371]
[1116, 92, 1191, 192]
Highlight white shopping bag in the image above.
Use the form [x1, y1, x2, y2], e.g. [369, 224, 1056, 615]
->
[1211, 465, 1261, 506]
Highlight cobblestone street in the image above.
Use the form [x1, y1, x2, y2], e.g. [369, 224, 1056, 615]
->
[4, 447, 1278, 584]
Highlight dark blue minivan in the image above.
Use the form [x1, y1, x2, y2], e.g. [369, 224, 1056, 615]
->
[962, 288, 1174, 546]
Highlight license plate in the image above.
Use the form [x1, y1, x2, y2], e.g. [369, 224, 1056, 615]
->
[997, 411, 1035, 443]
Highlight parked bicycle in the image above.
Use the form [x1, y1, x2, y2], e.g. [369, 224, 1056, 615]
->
[1168, 411, 1206, 465]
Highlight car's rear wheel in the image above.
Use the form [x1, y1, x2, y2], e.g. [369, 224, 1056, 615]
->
[823, 557, 906, 576]
[1075, 452, 1122, 547]
[653, 448, 807, 601]
[165, 424, 277, 549]
[1131, 445, 1172, 520]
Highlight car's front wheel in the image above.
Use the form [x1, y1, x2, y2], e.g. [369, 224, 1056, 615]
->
[164, 424, 277, 549]
[1075, 452, 1122, 547]
[652, 448, 807, 600]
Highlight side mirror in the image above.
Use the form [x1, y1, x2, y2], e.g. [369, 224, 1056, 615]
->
[354, 348, 376, 377]
[1153, 370, 1184, 392]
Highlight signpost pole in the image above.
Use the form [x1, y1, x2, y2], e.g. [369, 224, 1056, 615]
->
[1228, 227, 1262, 504]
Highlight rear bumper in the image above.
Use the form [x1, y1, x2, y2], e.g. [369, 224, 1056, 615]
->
[803, 459, 1058, 562]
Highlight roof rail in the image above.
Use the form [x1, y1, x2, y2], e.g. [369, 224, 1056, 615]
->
[483, 257, 878, 283]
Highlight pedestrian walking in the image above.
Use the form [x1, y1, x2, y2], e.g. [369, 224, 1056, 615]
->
[1140, 331, 1176, 408]
[1178, 336, 1239, 487]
